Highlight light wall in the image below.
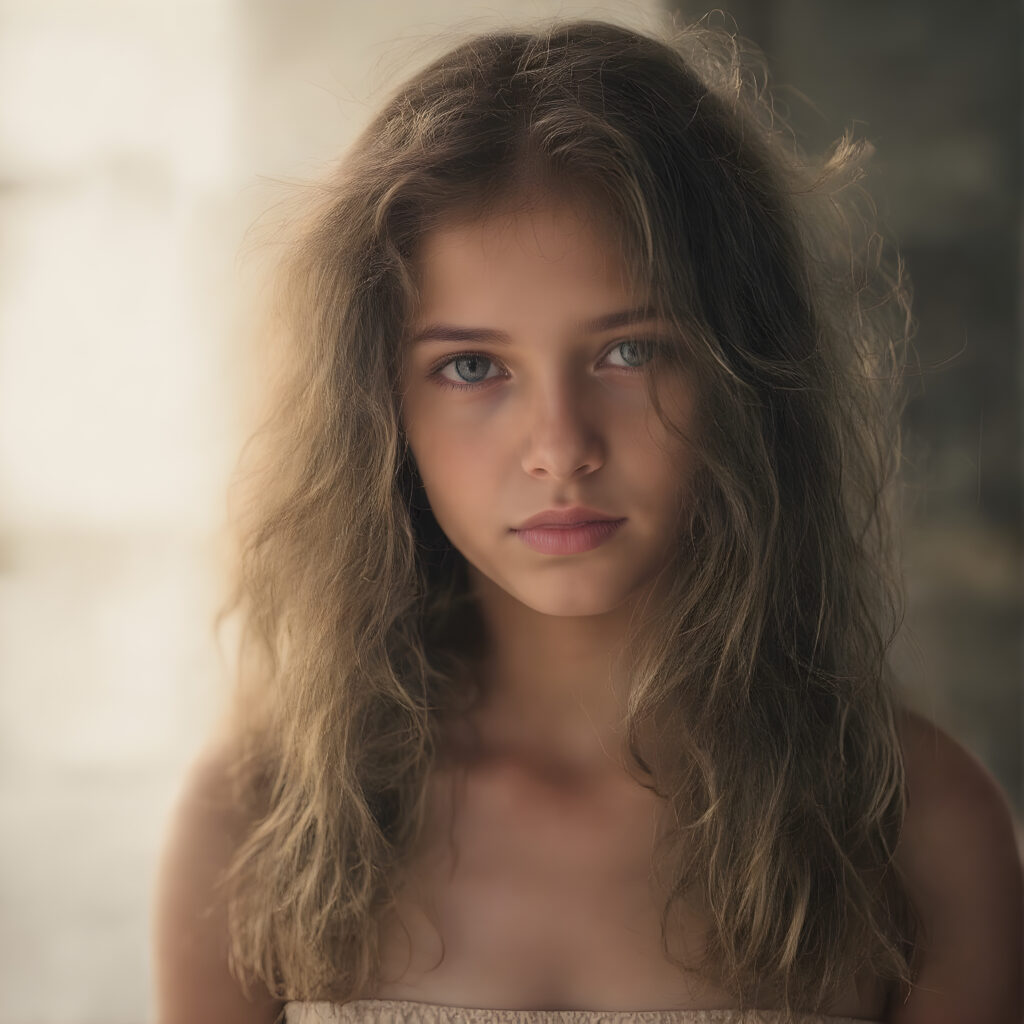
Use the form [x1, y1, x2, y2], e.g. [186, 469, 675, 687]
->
[0, 2, 667, 1021]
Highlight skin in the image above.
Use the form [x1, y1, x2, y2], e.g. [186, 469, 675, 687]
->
[152, 197, 1021, 1024]
[397, 194, 699, 779]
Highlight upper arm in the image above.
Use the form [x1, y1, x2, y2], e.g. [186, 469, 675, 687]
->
[888, 709, 1023, 1024]
[151, 739, 286, 1024]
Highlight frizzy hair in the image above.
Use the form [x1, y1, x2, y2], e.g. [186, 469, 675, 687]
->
[213, 12, 923, 1019]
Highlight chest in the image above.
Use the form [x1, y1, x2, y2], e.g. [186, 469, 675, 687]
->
[368, 760, 889, 1016]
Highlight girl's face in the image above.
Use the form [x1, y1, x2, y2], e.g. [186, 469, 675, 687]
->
[399, 197, 699, 618]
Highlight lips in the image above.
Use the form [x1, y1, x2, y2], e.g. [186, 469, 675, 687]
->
[513, 517, 626, 555]
[514, 506, 624, 530]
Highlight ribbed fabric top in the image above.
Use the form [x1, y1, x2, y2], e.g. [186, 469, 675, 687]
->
[283, 999, 878, 1023]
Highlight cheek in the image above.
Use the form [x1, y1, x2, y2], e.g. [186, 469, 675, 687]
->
[409, 417, 490, 509]
[648, 378, 699, 458]
[629, 403, 700, 509]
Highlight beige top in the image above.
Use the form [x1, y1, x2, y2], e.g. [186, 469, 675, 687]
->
[283, 1000, 878, 1023]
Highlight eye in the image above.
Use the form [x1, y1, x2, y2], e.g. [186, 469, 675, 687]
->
[432, 352, 503, 390]
[428, 339, 660, 392]
[605, 338, 657, 370]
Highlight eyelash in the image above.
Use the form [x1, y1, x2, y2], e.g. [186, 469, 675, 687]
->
[428, 339, 662, 392]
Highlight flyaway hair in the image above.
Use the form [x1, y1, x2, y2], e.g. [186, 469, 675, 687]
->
[212, 13, 923, 1021]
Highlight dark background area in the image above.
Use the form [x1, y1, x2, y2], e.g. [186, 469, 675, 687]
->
[669, 1, 1022, 811]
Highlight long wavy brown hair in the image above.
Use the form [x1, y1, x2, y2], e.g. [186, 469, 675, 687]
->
[212, 12, 923, 1019]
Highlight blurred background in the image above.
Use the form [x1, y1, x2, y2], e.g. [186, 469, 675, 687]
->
[0, 1, 1018, 1021]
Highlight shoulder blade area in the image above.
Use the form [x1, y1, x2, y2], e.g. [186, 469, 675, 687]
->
[152, 738, 285, 1024]
[887, 709, 1022, 1024]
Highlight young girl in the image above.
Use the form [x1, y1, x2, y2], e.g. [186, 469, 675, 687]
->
[152, 14, 1022, 1024]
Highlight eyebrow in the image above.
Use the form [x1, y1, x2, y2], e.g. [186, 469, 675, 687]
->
[407, 304, 662, 345]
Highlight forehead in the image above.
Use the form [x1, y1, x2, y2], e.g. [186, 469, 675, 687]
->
[412, 199, 638, 312]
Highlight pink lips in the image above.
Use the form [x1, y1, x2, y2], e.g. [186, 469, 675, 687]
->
[515, 505, 621, 530]
[512, 518, 626, 555]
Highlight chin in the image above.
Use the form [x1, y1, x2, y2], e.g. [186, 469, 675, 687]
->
[511, 581, 637, 618]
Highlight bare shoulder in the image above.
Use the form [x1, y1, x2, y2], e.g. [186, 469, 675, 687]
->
[887, 707, 1023, 1024]
[152, 732, 286, 1024]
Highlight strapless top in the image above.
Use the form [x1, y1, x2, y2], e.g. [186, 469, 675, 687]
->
[283, 999, 879, 1023]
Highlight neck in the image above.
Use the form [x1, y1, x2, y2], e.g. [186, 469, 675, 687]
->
[442, 563, 665, 782]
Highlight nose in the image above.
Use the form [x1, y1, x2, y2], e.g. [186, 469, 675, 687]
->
[519, 375, 607, 481]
